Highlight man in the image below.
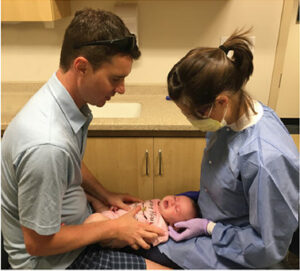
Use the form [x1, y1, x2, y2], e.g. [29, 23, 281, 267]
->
[1, 8, 166, 269]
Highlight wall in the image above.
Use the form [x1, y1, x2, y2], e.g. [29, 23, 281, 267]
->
[275, 6, 299, 118]
[2, 0, 283, 105]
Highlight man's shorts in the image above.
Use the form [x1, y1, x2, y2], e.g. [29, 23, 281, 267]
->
[67, 244, 146, 269]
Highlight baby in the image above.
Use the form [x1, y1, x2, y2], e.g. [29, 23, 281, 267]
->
[85, 194, 199, 246]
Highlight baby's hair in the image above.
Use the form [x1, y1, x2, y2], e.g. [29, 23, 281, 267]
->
[191, 198, 202, 218]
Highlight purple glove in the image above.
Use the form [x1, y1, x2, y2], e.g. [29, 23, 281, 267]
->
[168, 218, 209, 242]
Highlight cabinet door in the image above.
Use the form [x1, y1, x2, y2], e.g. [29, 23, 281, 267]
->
[153, 138, 206, 198]
[2, 0, 70, 22]
[83, 137, 153, 200]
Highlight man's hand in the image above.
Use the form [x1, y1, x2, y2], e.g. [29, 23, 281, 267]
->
[99, 206, 165, 250]
[104, 191, 142, 211]
[81, 162, 142, 211]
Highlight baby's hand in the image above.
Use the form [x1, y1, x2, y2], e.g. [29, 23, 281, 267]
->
[84, 213, 109, 224]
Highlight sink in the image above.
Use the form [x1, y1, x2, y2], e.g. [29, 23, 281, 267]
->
[89, 102, 141, 118]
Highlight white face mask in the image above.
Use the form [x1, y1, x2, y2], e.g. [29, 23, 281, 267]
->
[187, 104, 228, 132]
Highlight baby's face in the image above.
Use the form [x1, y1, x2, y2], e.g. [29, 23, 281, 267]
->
[158, 195, 196, 226]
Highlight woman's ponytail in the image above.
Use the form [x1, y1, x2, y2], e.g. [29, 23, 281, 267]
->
[221, 29, 254, 89]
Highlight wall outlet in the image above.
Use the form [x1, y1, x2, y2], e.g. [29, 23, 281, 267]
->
[220, 36, 255, 53]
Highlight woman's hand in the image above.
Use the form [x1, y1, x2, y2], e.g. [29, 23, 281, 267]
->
[99, 206, 165, 250]
[168, 218, 210, 242]
[104, 191, 142, 211]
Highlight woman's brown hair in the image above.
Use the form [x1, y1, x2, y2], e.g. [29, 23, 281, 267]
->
[168, 29, 255, 118]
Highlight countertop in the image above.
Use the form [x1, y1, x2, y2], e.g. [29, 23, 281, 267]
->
[1, 82, 205, 137]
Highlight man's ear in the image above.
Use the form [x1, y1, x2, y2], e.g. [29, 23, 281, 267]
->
[73, 57, 89, 75]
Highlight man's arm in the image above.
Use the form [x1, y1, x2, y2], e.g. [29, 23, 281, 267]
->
[22, 220, 114, 256]
[22, 206, 165, 256]
[81, 162, 141, 210]
[81, 162, 110, 203]
[16, 147, 164, 258]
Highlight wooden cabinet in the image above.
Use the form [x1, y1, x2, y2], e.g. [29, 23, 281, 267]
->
[83, 138, 154, 200]
[1, 0, 71, 22]
[152, 138, 205, 199]
[83, 134, 299, 200]
[83, 137, 206, 200]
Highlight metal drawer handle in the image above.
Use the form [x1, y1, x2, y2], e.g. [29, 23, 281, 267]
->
[158, 149, 162, 175]
[145, 150, 149, 176]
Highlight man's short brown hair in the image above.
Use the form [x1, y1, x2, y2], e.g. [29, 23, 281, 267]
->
[59, 8, 141, 72]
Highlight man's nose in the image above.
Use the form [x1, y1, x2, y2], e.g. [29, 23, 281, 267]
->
[115, 81, 125, 94]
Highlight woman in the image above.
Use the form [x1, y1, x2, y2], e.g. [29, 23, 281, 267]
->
[157, 30, 299, 268]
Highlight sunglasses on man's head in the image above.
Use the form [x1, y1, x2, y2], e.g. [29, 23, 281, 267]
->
[73, 34, 137, 51]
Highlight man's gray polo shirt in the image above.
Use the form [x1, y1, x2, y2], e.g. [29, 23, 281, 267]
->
[1, 73, 93, 269]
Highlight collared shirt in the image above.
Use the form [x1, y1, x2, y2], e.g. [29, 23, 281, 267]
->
[158, 102, 299, 269]
[1, 73, 93, 269]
